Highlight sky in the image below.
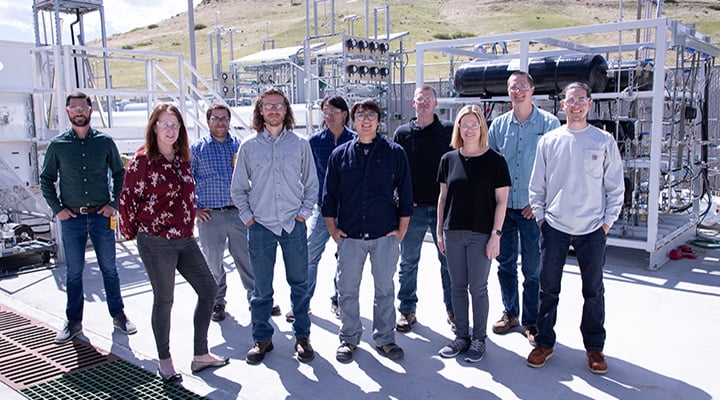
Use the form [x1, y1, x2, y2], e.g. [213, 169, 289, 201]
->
[0, 0, 202, 44]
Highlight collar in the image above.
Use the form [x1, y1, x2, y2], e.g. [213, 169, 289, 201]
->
[511, 105, 540, 125]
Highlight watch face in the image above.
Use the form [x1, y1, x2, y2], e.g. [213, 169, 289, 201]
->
[0, 212, 8, 224]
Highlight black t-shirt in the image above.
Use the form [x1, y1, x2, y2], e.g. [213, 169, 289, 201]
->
[437, 149, 511, 233]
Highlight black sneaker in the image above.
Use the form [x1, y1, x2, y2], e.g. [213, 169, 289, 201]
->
[336, 342, 356, 362]
[464, 338, 486, 363]
[330, 299, 340, 319]
[438, 336, 470, 358]
[396, 312, 416, 332]
[296, 338, 315, 363]
[246, 341, 274, 364]
[55, 321, 82, 344]
[212, 305, 226, 322]
[113, 313, 137, 335]
[271, 305, 281, 316]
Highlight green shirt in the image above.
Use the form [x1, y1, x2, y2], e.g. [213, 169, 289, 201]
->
[40, 127, 125, 215]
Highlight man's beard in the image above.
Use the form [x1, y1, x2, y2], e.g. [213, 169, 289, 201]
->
[72, 115, 90, 127]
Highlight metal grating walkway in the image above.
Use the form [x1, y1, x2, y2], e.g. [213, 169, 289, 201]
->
[20, 359, 206, 400]
[0, 305, 205, 399]
[0, 306, 111, 390]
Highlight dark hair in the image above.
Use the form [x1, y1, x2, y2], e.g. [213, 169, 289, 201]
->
[206, 103, 231, 120]
[144, 103, 190, 162]
[320, 95, 350, 127]
[252, 87, 295, 132]
[508, 71, 535, 87]
[66, 91, 92, 107]
[350, 99, 382, 123]
[451, 104, 488, 149]
[561, 81, 592, 98]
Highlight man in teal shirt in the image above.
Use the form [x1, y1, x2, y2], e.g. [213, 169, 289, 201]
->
[488, 72, 560, 344]
[40, 91, 136, 343]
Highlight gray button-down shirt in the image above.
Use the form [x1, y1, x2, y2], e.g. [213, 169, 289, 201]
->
[231, 128, 318, 236]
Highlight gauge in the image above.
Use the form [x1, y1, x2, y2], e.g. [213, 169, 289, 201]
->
[0, 212, 9, 224]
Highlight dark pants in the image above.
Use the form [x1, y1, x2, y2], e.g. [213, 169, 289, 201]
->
[137, 232, 218, 359]
[535, 223, 607, 351]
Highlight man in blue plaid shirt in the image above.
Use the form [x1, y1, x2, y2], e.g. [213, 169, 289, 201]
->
[191, 103, 280, 322]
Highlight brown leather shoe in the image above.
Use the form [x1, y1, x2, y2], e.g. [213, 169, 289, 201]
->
[396, 312, 416, 333]
[527, 346, 553, 368]
[492, 313, 519, 334]
[587, 350, 608, 374]
[246, 341, 274, 364]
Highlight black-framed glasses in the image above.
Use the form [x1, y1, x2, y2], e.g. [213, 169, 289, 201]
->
[354, 113, 378, 121]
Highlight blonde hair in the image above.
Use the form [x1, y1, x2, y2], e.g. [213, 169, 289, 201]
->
[450, 104, 488, 149]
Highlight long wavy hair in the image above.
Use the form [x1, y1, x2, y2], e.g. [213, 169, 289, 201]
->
[251, 87, 295, 132]
[144, 103, 190, 162]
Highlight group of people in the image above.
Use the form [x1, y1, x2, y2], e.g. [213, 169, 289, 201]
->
[40, 72, 623, 382]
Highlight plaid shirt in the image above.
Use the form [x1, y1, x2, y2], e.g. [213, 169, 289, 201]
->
[190, 134, 240, 208]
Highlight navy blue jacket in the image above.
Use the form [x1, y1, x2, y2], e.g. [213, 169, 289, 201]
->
[322, 135, 413, 240]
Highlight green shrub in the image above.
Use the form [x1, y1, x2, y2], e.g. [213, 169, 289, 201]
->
[121, 45, 134, 50]
[194, 23, 207, 31]
[148, 24, 159, 29]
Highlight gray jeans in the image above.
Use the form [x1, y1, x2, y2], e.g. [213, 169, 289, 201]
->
[336, 236, 399, 347]
[137, 232, 218, 359]
[443, 230, 491, 340]
[197, 209, 253, 305]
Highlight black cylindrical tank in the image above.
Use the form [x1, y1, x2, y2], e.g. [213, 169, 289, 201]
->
[454, 54, 609, 97]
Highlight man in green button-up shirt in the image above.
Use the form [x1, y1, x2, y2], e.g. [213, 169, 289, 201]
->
[40, 91, 136, 344]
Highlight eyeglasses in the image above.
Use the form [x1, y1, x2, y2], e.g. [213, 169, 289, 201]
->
[563, 97, 591, 106]
[209, 116, 230, 123]
[508, 84, 532, 93]
[262, 102, 286, 111]
[156, 121, 181, 130]
[354, 113, 378, 121]
[414, 96, 435, 104]
[323, 109, 343, 117]
[67, 106, 90, 113]
[460, 123, 481, 130]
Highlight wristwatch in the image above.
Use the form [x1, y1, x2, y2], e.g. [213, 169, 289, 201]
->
[493, 229, 503, 237]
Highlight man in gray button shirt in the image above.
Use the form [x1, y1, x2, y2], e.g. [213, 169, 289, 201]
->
[231, 87, 318, 364]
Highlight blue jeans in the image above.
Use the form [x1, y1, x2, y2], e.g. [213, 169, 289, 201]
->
[248, 220, 310, 341]
[137, 233, 218, 359]
[197, 209, 254, 305]
[496, 209, 541, 326]
[305, 205, 339, 302]
[443, 230, 491, 340]
[60, 214, 124, 323]
[336, 236, 399, 347]
[535, 222, 607, 351]
[398, 205, 452, 314]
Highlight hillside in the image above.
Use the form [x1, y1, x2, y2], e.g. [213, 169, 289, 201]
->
[96, 0, 720, 87]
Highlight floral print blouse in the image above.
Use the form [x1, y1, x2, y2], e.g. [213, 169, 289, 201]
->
[119, 149, 196, 240]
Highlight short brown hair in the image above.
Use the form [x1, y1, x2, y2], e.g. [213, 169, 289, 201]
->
[206, 103, 231, 120]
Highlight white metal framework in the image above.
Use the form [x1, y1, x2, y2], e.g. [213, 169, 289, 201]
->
[415, 18, 719, 270]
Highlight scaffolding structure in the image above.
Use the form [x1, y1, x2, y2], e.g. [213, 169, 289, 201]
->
[415, 17, 719, 269]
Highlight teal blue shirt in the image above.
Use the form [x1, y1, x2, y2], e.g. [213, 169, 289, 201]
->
[488, 106, 560, 209]
[40, 127, 125, 215]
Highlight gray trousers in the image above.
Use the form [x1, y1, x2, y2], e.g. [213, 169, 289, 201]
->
[443, 230, 491, 340]
[197, 209, 254, 305]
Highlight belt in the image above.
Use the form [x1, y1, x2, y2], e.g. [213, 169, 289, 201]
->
[209, 205, 237, 211]
[71, 205, 103, 215]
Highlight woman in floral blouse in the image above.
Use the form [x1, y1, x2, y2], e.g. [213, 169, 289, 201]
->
[119, 103, 228, 382]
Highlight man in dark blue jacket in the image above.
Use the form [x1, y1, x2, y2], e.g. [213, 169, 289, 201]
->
[322, 99, 413, 363]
